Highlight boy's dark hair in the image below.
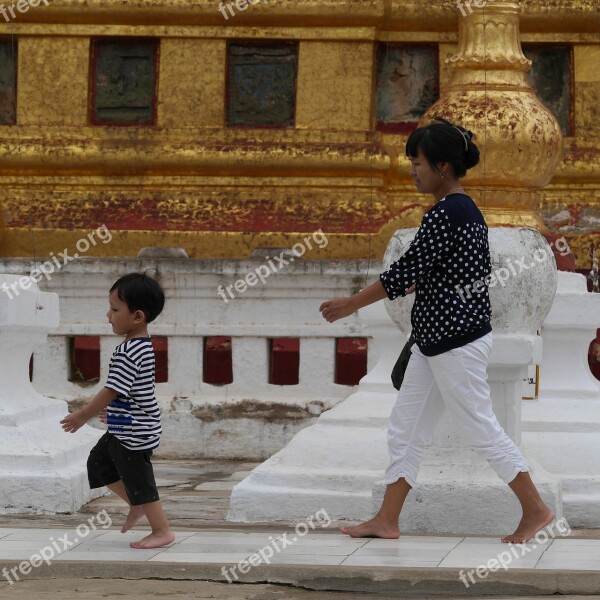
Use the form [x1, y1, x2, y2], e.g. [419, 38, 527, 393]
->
[406, 116, 480, 178]
[110, 273, 165, 324]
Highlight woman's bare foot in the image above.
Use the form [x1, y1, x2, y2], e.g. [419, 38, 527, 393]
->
[501, 507, 555, 543]
[130, 530, 176, 549]
[340, 516, 400, 539]
[121, 506, 145, 533]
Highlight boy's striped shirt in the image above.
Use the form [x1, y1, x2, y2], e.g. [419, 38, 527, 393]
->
[105, 337, 161, 451]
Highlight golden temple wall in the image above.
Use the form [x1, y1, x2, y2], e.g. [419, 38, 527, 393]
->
[0, 0, 598, 265]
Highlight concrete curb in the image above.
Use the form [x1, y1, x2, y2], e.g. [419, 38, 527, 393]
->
[2, 561, 599, 596]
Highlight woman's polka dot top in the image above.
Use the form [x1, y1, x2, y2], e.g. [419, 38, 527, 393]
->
[380, 193, 493, 356]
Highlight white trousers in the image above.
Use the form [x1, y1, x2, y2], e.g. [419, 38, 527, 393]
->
[385, 333, 529, 488]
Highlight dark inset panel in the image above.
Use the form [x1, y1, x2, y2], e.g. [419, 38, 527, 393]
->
[269, 338, 299, 386]
[335, 338, 368, 386]
[204, 336, 233, 385]
[0, 39, 16, 125]
[69, 336, 101, 383]
[227, 41, 298, 128]
[91, 38, 158, 126]
[376, 44, 439, 134]
[152, 336, 168, 384]
[524, 45, 573, 136]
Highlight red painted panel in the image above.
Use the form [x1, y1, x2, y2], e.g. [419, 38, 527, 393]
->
[336, 337, 368, 386]
[544, 233, 576, 272]
[270, 338, 299, 386]
[152, 336, 168, 383]
[204, 336, 233, 385]
[71, 336, 101, 382]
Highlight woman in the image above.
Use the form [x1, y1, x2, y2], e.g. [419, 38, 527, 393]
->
[320, 118, 553, 543]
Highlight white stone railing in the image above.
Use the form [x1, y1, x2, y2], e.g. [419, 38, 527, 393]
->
[0, 257, 383, 459]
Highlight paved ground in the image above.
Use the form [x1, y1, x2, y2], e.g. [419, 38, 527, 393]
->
[4, 580, 599, 600]
[1, 459, 600, 598]
[2, 580, 600, 600]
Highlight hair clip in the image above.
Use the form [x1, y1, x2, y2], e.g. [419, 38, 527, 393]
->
[432, 116, 471, 152]
[453, 126, 470, 152]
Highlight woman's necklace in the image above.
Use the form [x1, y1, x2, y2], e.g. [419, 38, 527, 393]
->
[445, 186, 465, 196]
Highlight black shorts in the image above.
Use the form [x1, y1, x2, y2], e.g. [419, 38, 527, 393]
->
[87, 432, 160, 506]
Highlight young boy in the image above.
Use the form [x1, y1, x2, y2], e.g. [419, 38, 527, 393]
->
[61, 272, 175, 549]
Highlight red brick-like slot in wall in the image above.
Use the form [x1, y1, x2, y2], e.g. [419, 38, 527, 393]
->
[336, 338, 368, 386]
[270, 338, 299, 385]
[69, 336, 101, 383]
[152, 337, 168, 383]
[589, 329, 600, 382]
[204, 336, 233, 385]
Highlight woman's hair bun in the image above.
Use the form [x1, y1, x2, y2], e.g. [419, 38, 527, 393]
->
[464, 132, 480, 170]
[407, 116, 481, 177]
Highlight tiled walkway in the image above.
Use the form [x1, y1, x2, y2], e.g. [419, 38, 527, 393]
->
[2, 461, 600, 595]
[0, 527, 597, 571]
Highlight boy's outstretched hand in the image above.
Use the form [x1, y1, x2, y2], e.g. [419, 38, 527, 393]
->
[320, 297, 356, 323]
[60, 410, 88, 434]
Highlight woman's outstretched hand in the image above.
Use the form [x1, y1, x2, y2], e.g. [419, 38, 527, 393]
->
[320, 297, 356, 323]
[407, 284, 416, 295]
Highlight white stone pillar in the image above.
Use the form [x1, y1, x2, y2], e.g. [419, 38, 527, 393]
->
[231, 337, 269, 393]
[0, 275, 104, 514]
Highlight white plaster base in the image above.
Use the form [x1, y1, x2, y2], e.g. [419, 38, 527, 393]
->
[0, 416, 105, 515]
[522, 402, 600, 528]
[372, 453, 562, 535]
[0, 274, 106, 514]
[519, 271, 600, 528]
[524, 434, 600, 528]
[226, 393, 391, 522]
[228, 301, 397, 523]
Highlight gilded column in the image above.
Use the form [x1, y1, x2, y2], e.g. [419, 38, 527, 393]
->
[423, 0, 564, 229]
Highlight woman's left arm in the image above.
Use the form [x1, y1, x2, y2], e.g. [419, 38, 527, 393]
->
[380, 207, 453, 300]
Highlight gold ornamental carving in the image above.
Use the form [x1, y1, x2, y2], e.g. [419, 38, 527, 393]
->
[421, 1, 564, 229]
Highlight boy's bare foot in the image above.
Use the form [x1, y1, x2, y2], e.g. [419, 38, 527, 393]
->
[340, 516, 400, 539]
[130, 530, 176, 549]
[121, 506, 145, 533]
[501, 508, 555, 543]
